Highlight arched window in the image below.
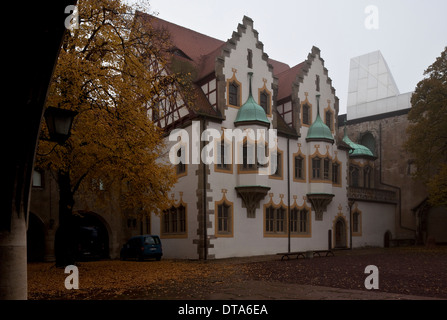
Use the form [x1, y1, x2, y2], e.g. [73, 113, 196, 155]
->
[323, 157, 331, 180]
[162, 205, 187, 235]
[352, 209, 362, 236]
[360, 132, 376, 156]
[299, 209, 309, 233]
[312, 157, 321, 179]
[291, 207, 311, 235]
[350, 165, 360, 187]
[229, 82, 239, 107]
[217, 140, 231, 171]
[294, 156, 304, 180]
[242, 141, 256, 170]
[217, 202, 232, 235]
[332, 162, 340, 185]
[260, 90, 270, 114]
[265, 205, 286, 234]
[302, 104, 311, 125]
[270, 149, 283, 179]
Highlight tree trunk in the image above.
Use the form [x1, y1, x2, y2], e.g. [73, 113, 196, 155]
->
[55, 171, 77, 267]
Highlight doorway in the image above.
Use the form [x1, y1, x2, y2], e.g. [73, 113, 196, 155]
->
[55, 211, 110, 261]
[384, 231, 392, 248]
[335, 218, 347, 248]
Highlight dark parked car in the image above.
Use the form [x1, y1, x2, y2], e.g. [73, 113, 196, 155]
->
[120, 235, 162, 261]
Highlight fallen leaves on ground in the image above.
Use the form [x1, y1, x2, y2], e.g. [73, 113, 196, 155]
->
[28, 247, 447, 300]
[28, 260, 236, 300]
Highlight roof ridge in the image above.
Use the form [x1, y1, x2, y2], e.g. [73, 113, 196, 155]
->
[276, 61, 305, 76]
[149, 14, 226, 45]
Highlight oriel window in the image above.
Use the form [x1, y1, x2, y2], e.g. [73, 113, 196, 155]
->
[312, 157, 321, 179]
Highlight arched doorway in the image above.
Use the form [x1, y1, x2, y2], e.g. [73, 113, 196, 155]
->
[384, 231, 392, 248]
[334, 218, 347, 248]
[75, 212, 110, 260]
[27, 213, 46, 262]
[55, 211, 110, 261]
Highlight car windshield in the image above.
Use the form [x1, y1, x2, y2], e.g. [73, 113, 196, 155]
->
[144, 236, 160, 245]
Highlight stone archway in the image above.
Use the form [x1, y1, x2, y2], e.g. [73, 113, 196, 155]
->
[55, 211, 111, 261]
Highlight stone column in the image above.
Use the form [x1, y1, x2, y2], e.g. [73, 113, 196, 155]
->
[0, 215, 28, 300]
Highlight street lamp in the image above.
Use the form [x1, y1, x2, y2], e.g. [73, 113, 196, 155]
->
[44, 106, 77, 144]
[348, 200, 355, 250]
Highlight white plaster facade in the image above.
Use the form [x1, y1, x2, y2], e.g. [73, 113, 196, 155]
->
[28, 15, 399, 262]
[149, 16, 396, 259]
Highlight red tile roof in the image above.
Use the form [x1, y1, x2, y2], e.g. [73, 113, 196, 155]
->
[277, 62, 305, 101]
[139, 13, 293, 81]
[136, 12, 311, 130]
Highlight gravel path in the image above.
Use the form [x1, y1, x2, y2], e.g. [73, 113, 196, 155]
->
[241, 247, 447, 299]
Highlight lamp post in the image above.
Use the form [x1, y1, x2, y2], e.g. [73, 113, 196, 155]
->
[348, 200, 355, 250]
[44, 106, 78, 144]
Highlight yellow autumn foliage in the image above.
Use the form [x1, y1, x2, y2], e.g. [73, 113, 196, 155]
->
[36, 0, 193, 218]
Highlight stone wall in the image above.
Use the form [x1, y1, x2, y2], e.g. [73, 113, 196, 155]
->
[339, 109, 426, 239]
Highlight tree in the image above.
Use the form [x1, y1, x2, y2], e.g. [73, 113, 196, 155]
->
[405, 47, 447, 207]
[36, 0, 192, 266]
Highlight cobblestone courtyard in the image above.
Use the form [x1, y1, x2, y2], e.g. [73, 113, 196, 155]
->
[28, 247, 447, 300]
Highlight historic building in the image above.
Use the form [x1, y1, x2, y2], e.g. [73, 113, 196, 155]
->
[341, 51, 447, 246]
[142, 14, 397, 259]
[30, 15, 434, 261]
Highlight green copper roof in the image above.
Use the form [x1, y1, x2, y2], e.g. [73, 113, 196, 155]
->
[306, 95, 334, 142]
[342, 125, 375, 158]
[234, 73, 270, 126]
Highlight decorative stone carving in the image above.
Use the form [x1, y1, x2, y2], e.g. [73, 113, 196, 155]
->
[235, 186, 271, 218]
[306, 193, 334, 221]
